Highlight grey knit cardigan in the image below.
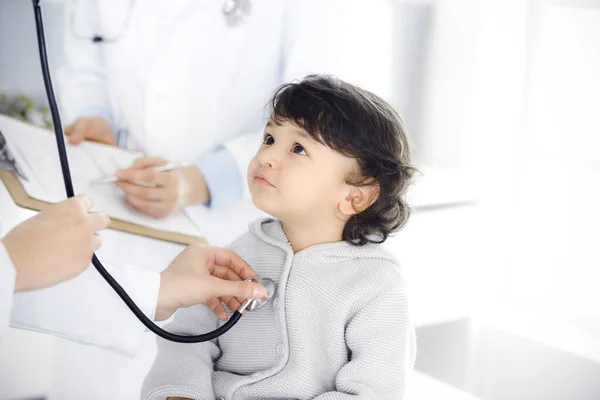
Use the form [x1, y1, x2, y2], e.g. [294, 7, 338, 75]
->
[142, 218, 416, 400]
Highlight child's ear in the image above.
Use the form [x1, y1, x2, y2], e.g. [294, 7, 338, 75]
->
[338, 184, 380, 217]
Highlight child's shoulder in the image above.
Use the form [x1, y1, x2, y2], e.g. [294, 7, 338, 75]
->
[349, 244, 406, 291]
[317, 244, 407, 312]
[311, 242, 405, 297]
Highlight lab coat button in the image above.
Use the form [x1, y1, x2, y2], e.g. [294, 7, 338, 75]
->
[273, 297, 280, 310]
[276, 343, 285, 356]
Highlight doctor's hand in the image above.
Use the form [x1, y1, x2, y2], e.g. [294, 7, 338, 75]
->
[155, 243, 267, 321]
[64, 116, 116, 146]
[2, 195, 110, 292]
[115, 157, 210, 218]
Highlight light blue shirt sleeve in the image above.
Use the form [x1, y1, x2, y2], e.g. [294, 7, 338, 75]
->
[195, 146, 244, 209]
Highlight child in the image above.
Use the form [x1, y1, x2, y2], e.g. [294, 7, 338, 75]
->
[142, 75, 417, 400]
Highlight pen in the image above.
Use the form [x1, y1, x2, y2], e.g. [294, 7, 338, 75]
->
[92, 161, 191, 185]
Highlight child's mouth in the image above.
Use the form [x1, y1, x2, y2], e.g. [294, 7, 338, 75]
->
[254, 176, 275, 187]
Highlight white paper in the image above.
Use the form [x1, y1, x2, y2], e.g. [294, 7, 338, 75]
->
[0, 115, 201, 238]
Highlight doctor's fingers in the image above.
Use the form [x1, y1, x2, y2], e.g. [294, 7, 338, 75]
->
[207, 276, 267, 301]
[67, 196, 110, 231]
[125, 195, 173, 218]
[65, 117, 115, 146]
[209, 264, 247, 311]
[64, 120, 86, 145]
[220, 295, 242, 314]
[210, 263, 245, 282]
[206, 247, 256, 281]
[90, 233, 103, 252]
[206, 298, 228, 321]
[116, 180, 177, 201]
[63, 194, 94, 214]
[65, 118, 100, 145]
[87, 211, 111, 233]
[210, 263, 266, 305]
[131, 156, 168, 169]
[116, 168, 179, 187]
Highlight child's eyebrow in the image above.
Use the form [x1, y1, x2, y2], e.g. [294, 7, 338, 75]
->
[266, 120, 314, 142]
[293, 128, 314, 142]
[266, 120, 281, 129]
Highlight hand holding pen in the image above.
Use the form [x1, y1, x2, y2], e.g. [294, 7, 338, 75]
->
[100, 157, 210, 218]
[93, 161, 191, 185]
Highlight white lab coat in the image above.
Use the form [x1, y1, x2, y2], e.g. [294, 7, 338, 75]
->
[0, 221, 160, 358]
[58, 0, 363, 200]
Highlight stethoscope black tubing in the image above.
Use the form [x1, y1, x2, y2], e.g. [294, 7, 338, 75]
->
[32, 0, 242, 343]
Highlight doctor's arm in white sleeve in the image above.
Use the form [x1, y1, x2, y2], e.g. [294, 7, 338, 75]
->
[0, 197, 267, 356]
[8, 245, 266, 358]
[10, 261, 159, 358]
[0, 195, 108, 337]
[7, 242, 267, 358]
[0, 208, 151, 356]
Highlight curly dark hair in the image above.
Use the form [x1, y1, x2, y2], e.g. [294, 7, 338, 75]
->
[270, 74, 416, 245]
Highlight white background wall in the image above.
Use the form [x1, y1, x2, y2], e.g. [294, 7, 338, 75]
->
[0, 1, 65, 104]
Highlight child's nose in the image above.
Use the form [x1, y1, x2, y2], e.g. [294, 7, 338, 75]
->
[258, 146, 280, 168]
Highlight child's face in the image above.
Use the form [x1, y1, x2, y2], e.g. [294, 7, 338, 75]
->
[248, 119, 357, 224]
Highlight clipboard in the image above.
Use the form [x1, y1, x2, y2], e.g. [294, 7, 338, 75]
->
[0, 168, 206, 245]
[0, 115, 207, 246]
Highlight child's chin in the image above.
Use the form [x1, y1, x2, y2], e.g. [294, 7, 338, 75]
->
[251, 194, 279, 218]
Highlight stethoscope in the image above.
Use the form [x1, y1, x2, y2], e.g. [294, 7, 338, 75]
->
[70, 0, 251, 43]
[32, 0, 272, 343]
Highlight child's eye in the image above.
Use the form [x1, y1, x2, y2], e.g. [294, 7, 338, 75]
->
[292, 143, 307, 155]
[263, 133, 274, 145]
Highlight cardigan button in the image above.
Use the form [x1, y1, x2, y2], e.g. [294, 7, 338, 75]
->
[276, 343, 285, 356]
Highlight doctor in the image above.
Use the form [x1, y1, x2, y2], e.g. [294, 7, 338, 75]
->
[59, 0, 353, 225]
[0, 196, 266, 356]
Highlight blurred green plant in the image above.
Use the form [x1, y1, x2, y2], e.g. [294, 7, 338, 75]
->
[0, 90, 53, 129]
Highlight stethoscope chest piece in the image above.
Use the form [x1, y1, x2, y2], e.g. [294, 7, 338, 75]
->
[239, 276, 276, 313]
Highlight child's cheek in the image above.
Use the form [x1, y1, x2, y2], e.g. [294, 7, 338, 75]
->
[289, 178, 317, 208]
[247, 158, 259, 186]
